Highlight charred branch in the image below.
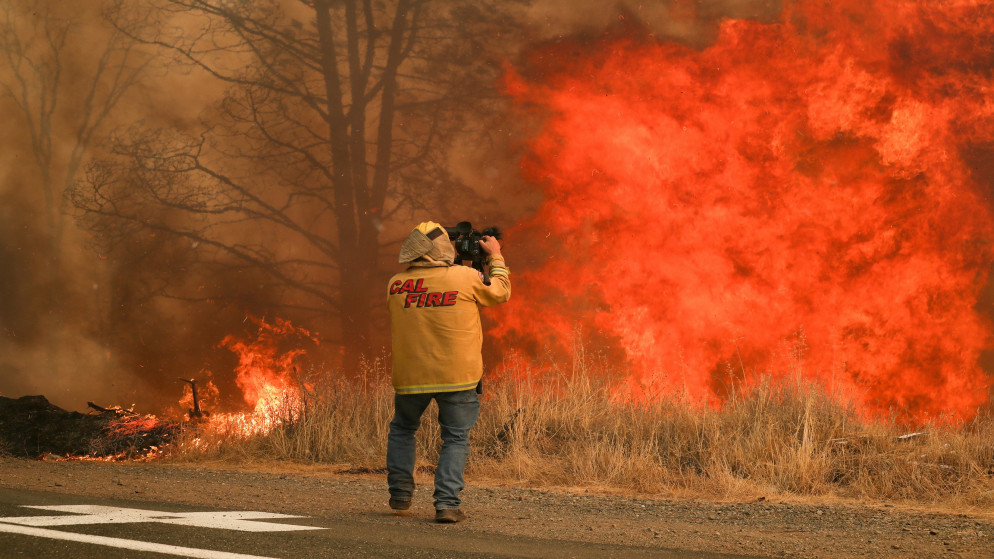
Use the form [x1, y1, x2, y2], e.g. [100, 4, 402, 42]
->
[179, 378, 206, 419]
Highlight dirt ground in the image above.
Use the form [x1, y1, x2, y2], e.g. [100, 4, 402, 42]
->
[0, 457, 991, 558]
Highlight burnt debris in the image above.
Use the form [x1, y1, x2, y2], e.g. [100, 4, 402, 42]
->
[0, 395, 178, 459]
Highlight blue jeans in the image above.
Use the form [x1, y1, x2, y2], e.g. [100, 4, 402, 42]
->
[387, 389, 480, 510]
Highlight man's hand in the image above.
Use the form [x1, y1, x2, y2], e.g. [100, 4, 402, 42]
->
[480, 235, 502, 260]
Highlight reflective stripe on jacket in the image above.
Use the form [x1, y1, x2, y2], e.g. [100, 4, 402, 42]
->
[388, 262, 510, 394]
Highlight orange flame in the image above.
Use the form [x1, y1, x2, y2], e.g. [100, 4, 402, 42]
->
[220, 316, 318, 411]
[495, 1, 994, 422]
[176, 316, 320, 438]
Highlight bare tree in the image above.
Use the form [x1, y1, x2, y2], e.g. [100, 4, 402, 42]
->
[71, 0, 524, 370]
[0, 0, 150, 377]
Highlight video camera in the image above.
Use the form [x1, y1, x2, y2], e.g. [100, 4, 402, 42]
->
[445, 221, 501, 285]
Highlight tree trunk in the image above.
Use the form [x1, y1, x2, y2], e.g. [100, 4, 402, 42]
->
[314, 0, 366, 372]
[339, 244, 375, 373]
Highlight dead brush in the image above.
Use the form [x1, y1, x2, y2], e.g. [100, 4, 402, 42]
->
[164, 352, 994, 507]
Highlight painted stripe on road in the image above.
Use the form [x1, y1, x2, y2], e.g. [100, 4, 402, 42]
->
[2, 505, 324, 531]
[0, 522, 284, 559]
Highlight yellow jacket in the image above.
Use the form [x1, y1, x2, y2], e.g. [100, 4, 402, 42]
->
[388, 260, 510, 394]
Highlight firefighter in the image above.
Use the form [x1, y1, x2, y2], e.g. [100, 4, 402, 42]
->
[385, 221, 511, 523]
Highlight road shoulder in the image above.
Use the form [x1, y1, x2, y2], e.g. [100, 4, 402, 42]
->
[0, 457, 990, 558]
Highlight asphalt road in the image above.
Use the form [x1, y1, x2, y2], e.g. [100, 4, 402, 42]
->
[0, 488, 760, 558]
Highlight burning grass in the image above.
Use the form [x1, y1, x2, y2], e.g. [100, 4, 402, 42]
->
[163, 355, 994, 507]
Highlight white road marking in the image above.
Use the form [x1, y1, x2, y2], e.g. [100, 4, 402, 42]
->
[0, 504, 327, 558]
[0, 522, 285, 559]
[0, 505, 325, 532]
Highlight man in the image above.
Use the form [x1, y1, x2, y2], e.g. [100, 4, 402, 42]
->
[386, 221, 511, 523]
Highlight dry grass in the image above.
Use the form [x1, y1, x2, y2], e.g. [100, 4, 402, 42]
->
[166, 356, 994, 507]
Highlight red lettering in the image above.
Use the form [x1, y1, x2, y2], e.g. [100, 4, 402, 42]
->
[401, 290, 460, 308]
[395, 278, 429, 294]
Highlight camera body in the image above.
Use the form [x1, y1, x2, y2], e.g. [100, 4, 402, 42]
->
[445, 221, 501, 285]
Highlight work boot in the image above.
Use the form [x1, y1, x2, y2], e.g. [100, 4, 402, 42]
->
[389, 498, 411, 511]
[434, 509, 466, 523]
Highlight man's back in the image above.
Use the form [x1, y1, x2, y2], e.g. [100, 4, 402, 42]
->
[388, 264, 510, 395]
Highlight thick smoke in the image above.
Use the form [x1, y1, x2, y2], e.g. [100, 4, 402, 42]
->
[0, 0, 226, 412]
[1, 0, 531, 414]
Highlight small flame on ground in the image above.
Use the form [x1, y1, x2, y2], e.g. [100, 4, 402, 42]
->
[181, 316, 318, 439]
[221, 316, 318, 410]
